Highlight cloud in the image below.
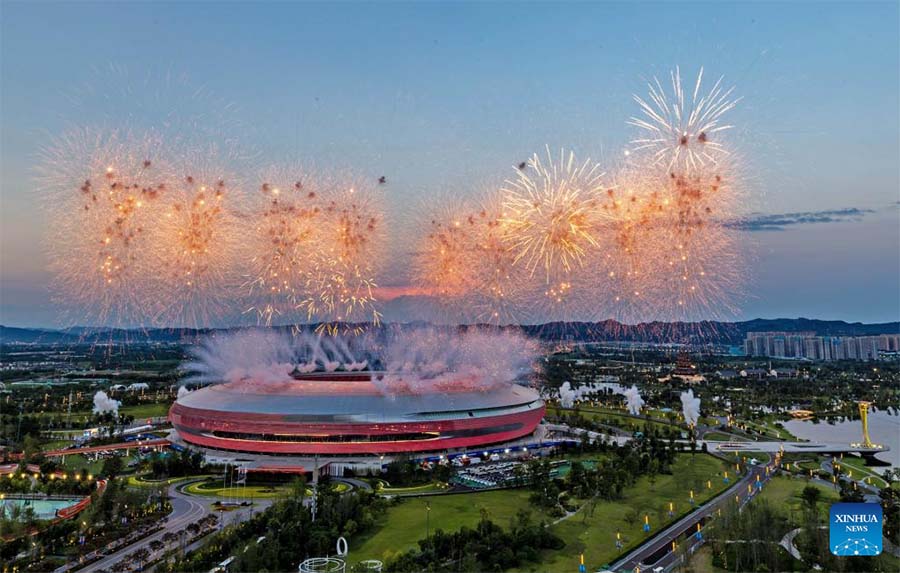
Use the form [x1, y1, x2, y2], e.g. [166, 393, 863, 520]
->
[727, 208, 875, 231]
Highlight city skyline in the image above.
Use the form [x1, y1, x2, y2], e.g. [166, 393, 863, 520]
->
[2, 2, 898, 327]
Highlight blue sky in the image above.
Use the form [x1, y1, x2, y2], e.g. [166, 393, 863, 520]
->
[1, 1, 898, 326]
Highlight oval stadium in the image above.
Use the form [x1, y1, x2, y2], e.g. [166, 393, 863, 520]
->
[169, 372, 545, 456]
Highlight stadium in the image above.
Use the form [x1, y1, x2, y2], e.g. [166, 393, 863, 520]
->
[169, 372, 545, 456]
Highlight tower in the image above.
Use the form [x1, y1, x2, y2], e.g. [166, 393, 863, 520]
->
[858, 401, 874, 449]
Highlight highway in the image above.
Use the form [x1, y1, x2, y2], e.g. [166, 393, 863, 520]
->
[609, 463, 771, 573]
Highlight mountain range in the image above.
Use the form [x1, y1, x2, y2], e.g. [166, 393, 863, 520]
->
[1, 318, 897, 346]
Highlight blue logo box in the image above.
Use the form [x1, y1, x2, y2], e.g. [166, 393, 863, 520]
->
[829, 502, 882, 556]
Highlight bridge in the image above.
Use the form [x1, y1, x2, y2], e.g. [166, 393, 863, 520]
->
[711, 440, 889, 456]
[43, 439, 171, 458]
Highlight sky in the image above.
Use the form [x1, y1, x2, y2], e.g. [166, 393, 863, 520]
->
[1, 1, 898, 327]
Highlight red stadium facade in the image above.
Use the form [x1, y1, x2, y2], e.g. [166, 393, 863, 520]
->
[169, 373, 545, 456]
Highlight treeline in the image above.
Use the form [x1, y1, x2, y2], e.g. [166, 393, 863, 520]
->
[147, 449, 204, 478]
[527, 434, 683, 514]
[164, 480, 388, 572]
[386, 511, 563, 572]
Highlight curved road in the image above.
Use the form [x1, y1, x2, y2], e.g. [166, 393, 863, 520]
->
[73, 484, 209, 573]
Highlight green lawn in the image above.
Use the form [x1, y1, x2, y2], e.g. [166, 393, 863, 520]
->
[183, 481, 295, 499]
[350, 454, 731, 572]
[754, 475, 838, 523]
[526, 454, 731, 573]
[120, 402, 171, 419]
[59, 455, 106, 475]
[548, 405, 681, 434]
[833, 455, 890, 488]
[350, 488, 543, 564]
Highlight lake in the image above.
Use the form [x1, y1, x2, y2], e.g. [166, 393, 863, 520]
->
[782, 410, 900, 469]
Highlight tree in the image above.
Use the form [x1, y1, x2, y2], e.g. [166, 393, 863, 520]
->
[801, 485, 821, 513]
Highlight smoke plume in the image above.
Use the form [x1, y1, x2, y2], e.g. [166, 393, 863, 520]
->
[92, 390, 121, 415]
[181, 327, 538, 395]
[680, 389, 701, 426]
[624, 385, 644, 415]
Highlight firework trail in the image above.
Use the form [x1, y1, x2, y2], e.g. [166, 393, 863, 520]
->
[610, 67, 747, 326]
[412, 200, 480, 303]
[629, 66, 739, 173]
[242, 168, 385, 333]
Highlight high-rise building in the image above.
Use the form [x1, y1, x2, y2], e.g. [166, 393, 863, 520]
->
[744, 332, 897, 361]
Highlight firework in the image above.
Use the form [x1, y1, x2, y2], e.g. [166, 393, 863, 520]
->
[500, 147, 610, 285]
[243, 168, 327, 325]
[412, 200, 480, 302]
[244, 169, 385, 332]
[411, 195, 528, 324]
[605, 160, 745, 324]
[629, 67, 739, 173]
[465, 195, 530, 323]
[301, 178, 386, 334]
[39, 129, 170, 326]
[153, 158, 244, 327]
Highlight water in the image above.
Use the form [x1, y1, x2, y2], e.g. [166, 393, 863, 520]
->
[0, 498, 82, 521]
[782, 410, 900, 469]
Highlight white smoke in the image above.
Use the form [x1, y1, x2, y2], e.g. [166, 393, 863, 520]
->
[92, 391, 121, 415]
[176, 386, 191, 398]
[181, 327, 538, 396]
[558, 382, 577, 408]
[181, 328, 360, 384]
[375, 328, 537, 394]
[623, 385, 644, 415]
[680, 389, 701, 426]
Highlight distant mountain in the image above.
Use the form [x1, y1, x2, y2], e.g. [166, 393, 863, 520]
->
[1, 318, 897, 346]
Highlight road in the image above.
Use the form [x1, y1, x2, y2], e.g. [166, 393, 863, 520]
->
[73, 483, 209, 573]
[609, 463, 771, 573]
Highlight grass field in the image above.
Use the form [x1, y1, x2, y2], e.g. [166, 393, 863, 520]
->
[350, 454, 731, 571]
[180, 480, 349, 498]
[120, 402, 171, 419]
[548, 405, 681, 434]
[526, 454, 731, 572]
[350, 488, 542, 563]
[36, 401, 171, 423]
[833, 455, 890, 488]
[59, 455, 107, 475]
[183, 481, 297, 499]
[754, 475, 838, 523]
